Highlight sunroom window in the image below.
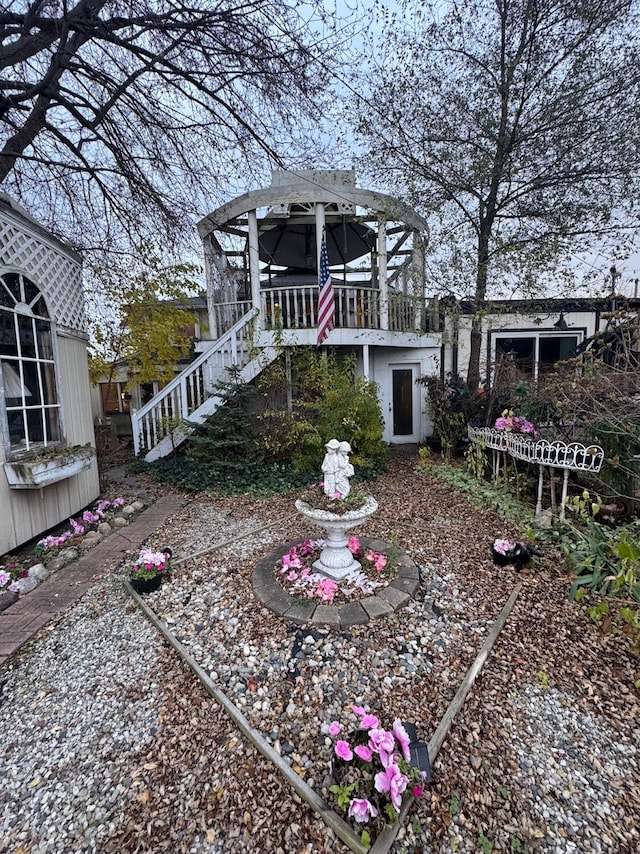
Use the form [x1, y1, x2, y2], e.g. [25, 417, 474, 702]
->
[0, 271, 61, 452]
[495, 333, 580, 379]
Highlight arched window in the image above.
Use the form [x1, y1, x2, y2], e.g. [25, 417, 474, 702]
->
[0, 271, 61, 452]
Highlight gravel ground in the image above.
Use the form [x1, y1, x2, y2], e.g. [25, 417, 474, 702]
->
[1, 457, 638, 854]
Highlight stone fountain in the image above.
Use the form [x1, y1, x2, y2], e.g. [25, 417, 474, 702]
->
[295, 440, 378, 581]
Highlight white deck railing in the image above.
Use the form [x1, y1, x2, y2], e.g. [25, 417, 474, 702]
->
[131, 309, 257, 456]
[258, 285, 435, 332]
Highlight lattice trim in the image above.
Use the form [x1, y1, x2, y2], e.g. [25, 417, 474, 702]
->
[0, 213, 85, 331]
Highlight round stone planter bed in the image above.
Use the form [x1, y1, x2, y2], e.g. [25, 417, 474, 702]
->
[252, 537, 420, 629]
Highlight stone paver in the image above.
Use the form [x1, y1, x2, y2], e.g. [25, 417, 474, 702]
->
[252, 536, 420, 630]
[0, 492, 187, 669]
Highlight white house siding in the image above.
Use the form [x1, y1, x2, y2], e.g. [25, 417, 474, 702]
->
[0, 198, 99, 554]
[369, 346, 438, 443]
[443, 305, 602, 383]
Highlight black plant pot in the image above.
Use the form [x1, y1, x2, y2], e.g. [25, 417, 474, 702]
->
[491, 548, 516, 567]
[130, 574, 163, 594]
[491, 543, 541, 572]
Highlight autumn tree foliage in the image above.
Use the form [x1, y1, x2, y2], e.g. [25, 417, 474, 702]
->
[87, 249, 201, 391]
[356, 0, 640, 388]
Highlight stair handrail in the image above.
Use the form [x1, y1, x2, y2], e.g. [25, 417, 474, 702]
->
[131, 307, 258, 458]
[132, 307, 257, 423]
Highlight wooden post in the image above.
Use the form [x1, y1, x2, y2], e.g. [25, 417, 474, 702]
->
[370, 584, 522, 853]
[125, 581, 367, 854]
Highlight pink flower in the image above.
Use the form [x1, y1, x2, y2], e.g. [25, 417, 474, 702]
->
[286, 570, 299, 581]
[374, 762, 408, 810]
[330, 491, 342, 500]
[328, 721, 341, 737]
[359, 714, 380, 730]
[392, 719, 412, 762]
[316, 578, 338, 602]
[374, 554, 387, 572]
[412, 785, 424, 798]
[348, 798, 378, 823]
[368, 727, 395, 754]
[335, 740, 353, 761]
[347, 536, 361, 554]
[300, 568, 310, 577]
[351, 705, 367, 717]
[354, 744, 373, 762]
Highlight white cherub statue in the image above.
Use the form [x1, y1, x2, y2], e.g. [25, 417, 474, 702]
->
[321, 439, 341, 497]
[335, 440, 355, 499]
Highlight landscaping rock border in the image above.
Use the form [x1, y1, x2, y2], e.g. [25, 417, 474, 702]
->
[252, 537, 420, 628]
[0, 497, 147, 606]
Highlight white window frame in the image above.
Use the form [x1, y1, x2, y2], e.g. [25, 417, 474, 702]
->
[0, 269, 63, 455]
[491, 329, 584, 380]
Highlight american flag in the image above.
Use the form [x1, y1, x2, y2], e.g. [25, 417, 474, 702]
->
[316, 231, 334, 346]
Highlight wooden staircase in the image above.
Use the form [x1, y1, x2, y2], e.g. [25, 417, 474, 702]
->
[131, 309, 276, 461]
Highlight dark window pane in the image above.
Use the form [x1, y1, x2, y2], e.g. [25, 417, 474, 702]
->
[392, 368, 413, 435]
[8, 410, 26, 447]
[32, 294, 50, 318]
[22, 275, 40, 306]
[0, 311, 17, 356]
[539, 336, 578, 369]
[1, 273, 20, 303]
[45, 407, 61, 443]
[496, 337, 535, 375]
[17, 314, 36, 357]
[100, 382, 121, 414]
[39, 363, 57, 404]
[2, 359, 23, 399]
[26, 408, 45, 443]
[35, 319, 53, 359]
[21, 361, 41, 404]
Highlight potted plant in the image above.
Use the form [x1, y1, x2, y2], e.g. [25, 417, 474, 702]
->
[128, 547, 171, 594]
[325, 707, 430, 845]
[491, 538, 541, 572]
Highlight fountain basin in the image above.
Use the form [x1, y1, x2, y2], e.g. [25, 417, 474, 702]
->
[295, 496, 378, 580]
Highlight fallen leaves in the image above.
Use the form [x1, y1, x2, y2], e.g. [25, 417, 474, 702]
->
[95, 456, 638, 853]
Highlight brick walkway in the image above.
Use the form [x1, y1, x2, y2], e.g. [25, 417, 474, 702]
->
[0, 493, 187, 669]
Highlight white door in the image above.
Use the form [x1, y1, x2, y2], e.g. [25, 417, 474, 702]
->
[381, 362, 421, 443]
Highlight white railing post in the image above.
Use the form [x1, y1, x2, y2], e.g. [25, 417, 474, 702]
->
[179, 377, 188, 419]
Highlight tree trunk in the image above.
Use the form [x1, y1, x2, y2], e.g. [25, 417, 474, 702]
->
[466, 229, 490, 390]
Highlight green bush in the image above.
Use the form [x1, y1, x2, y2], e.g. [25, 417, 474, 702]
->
[257, 348, 387, 474]
[563, 519, 640, 601]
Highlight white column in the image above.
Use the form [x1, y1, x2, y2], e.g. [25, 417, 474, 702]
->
[362, 344, 370, 380]
[202, 235, 218, 340]
[378, 218, 388, 330]
[315, 202, 326, 266]
[247, 209, 261, 318]
[413, 231, 424, 331]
